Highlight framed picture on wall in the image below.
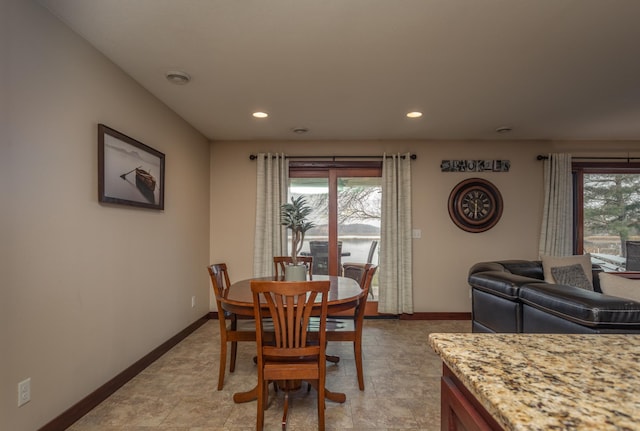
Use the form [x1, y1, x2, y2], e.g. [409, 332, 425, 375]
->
[98, 124, 165, 210]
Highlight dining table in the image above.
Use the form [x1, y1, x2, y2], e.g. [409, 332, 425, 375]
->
[220, 274, 362, 404]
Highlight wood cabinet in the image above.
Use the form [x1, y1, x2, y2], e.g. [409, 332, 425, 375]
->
[440, 365, 503, 431]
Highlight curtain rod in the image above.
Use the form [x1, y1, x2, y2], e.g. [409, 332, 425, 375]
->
[536, 155, 640, 162]
[249, 154, 417, 161]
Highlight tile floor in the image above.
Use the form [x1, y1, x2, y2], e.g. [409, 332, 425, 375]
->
[68, 319, 471, 431]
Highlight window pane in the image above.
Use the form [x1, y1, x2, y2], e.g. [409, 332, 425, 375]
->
[338, 177, 381, 293]
[583, 173, 640, 271]
[337, 177, 381, 262]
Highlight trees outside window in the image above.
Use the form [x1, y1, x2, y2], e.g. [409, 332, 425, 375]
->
[575, 162, 640, 270]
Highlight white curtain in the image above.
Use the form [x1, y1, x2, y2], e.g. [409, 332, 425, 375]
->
[253, 153, 288, 277]
[539, 153, 573, 257]
[379, 153, 413, 314]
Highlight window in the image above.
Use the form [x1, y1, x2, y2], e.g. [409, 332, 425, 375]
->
[574, 162, 640, 271]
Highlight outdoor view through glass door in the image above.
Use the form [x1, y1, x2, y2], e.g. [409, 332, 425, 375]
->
[288, 163, 382, 300]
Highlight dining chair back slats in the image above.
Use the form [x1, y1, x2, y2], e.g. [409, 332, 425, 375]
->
[264, 288, 319, 354]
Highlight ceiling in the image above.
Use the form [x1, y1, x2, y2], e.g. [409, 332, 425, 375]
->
[38, 0, 640, 142]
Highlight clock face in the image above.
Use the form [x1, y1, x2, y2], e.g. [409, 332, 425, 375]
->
[460, 189, 493, 221]
[448, 178, 503, 233]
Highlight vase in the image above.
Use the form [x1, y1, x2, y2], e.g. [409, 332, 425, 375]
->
[284, 264, 307, 281]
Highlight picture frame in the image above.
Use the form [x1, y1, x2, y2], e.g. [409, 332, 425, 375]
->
[98, 124, 165, 210]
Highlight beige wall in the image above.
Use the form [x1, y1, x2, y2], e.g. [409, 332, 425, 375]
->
[209, 141, 545, 312]
[209, 140, 640, 313]
[2, 1, 210, 429]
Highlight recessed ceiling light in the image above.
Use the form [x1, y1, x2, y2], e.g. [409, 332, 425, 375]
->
[165, 70, 191, 85]
[291, 127, 309, 134]
[496, 126, 513, 134]
[252, 112, 269, 118]
[406, 111, 423, 118]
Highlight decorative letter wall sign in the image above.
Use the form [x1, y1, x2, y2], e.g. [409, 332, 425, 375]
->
[440, 160, 510, 172]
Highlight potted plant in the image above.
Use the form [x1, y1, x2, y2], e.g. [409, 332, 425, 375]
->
[280, 196, 315, 280]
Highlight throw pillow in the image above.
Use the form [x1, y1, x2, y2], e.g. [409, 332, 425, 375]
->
[550, 263, 594, 291]
[599, 272, 640, 303]
[541, 254, 593, 285]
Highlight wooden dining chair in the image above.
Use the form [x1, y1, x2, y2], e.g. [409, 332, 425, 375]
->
[326, 264, 377, 390]
[251, 280, 330, 431]
[273, 255, 313, 278]
[207, 263, 256, 390]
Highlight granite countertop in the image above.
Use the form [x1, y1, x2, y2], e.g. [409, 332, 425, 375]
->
[429, 333, 640, 431]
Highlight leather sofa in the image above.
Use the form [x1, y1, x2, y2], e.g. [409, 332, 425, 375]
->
[469, 260, 640, 334]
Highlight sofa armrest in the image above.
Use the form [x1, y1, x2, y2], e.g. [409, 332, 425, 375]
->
[520, 282, 640, 330]
[469, 260, 544, 280]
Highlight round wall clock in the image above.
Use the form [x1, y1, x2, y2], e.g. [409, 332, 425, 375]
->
[448, 178, 503, 233]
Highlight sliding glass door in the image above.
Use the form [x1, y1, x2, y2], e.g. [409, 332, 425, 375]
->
[288, 162, 382, 295]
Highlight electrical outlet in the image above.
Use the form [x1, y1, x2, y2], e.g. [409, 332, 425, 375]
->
[18, 378, 30, 407]
[191, 296, 196, 308]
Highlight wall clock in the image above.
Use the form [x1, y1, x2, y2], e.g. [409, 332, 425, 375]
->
[448, 178, 503, 233]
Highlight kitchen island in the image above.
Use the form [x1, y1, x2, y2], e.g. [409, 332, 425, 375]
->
[429, 333, 640, 431]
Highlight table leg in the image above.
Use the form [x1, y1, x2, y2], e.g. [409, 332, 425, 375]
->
[233, 385, 258, 403]
[306, 381, 346, 404]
